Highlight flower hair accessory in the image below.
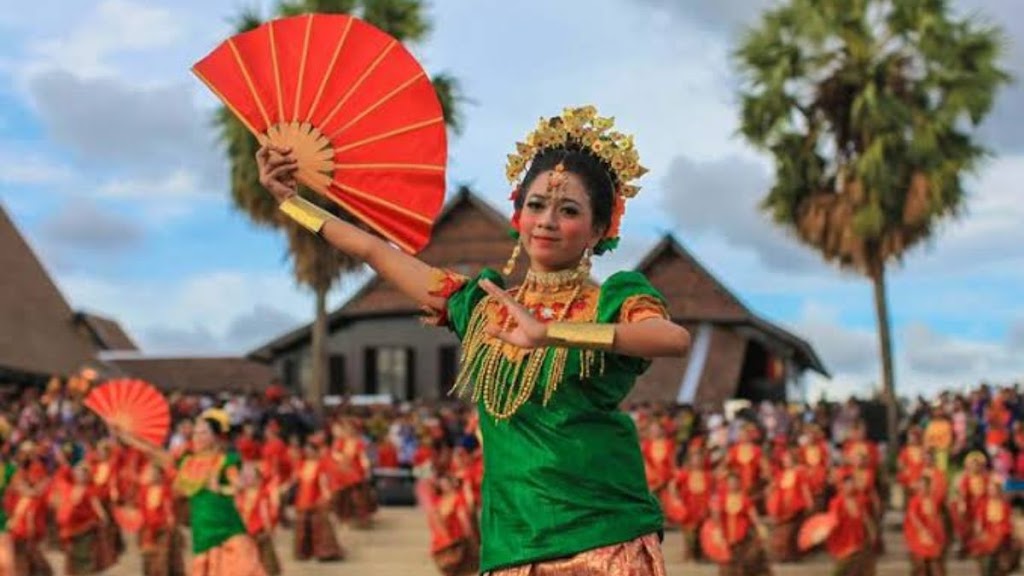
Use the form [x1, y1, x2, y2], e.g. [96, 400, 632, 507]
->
[505, 105, 647, 255]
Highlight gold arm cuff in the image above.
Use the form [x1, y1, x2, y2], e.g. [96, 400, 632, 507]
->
[546, 322, 615, 351]
[279, 195, 337, 235]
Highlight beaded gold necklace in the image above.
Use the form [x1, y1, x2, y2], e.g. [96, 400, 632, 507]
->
[450, 266, 605, 420]
[173, 451, 224, 497]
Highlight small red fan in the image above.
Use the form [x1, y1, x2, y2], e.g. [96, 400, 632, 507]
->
[83, 379, 170, 447]
[798, 512, 838, 551]
[192, 13, 447, 253]
[114, 506, 144, 533]
[699, 521, 731, 563]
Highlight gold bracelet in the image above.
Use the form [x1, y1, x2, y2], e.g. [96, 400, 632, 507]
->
[278, 195, 337, 235]
[546, 322, 615, 351]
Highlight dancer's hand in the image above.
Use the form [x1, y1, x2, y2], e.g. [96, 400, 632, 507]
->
[479, 279, 548, 349]
[256, 144, 298, 202]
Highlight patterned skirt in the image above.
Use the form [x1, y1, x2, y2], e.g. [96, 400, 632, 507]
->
[910, 555, 947, 576]
[333, 481, 377, 525]
[140, 527, 186, 576]
[44, 510, 61, 551]
[433, 538, 479, 576]
[294, 508, 344, 561]
[719, 533, 772, 576]
[485, 532, 665, 576]
[192, 534, 268, 576]
[767, 513, 805, 563]
[975, 540, 1021, 576]
[0, 533, 13, 576]
[173, 496, 190, 528]
[255, 531, 282, 576]
[65, 527, 118, 575]
[13, 538, 53, 576]
[833, 549, 877, 576]
[100, 501, 125, 557]
[680, 525, 703, 563]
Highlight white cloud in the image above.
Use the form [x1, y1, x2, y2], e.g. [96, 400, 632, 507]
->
[903, 323, 1021, 379]
[98, 169, 201, 200]
[0, 152, 73, 185]
[630, 0, 773, 35]
[1010, 317, 1024, 351]
[94, 169, 215, 224]
[58, 267, 370, 355]
[796, 302, 1024, 402]
[901, 155, 1024, 276]
[659, 154, 825, 272]
[39, 195, 144, 255]
[788, 302, 878, 375]
[21, 0, 182, 80]
[27, 71, 221, 181]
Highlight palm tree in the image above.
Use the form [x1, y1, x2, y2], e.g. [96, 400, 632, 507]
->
[733, 0, 1009, 443]
[217, 0, 465, 408]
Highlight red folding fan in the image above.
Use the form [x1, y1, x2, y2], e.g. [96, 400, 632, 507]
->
[797, 512, 838, 551]
[83, 379, 170, 447]
[114, 506, 144, 533]
[699, 521, 731, 563]
[192, 13, 447, 253]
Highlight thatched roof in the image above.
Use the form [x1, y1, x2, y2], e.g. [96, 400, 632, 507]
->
[637, 234, 828, 377]
[74, 312, 138, 351]
[0, 203, 96, 377]
[103, 353, 276, 394]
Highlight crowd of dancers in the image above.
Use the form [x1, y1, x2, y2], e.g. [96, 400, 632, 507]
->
[637, 384, 1024, 575]
[0, 384, 387, 576]
[2, 380, 1024, 576]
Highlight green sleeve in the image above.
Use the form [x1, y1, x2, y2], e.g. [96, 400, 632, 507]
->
[219, 451, 241, 483]
[446, 268, 505, 341]
[1, 462, 14, 489]
[596, 270, 669, 375]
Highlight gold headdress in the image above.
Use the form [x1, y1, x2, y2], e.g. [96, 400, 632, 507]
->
[505, 106, 647, 254]
[965, 450, 986, 467]
[200, 408, 231, 435]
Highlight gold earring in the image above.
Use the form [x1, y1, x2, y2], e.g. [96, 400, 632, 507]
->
[503, 242, 522, 276]
[577, 246, 593, 278]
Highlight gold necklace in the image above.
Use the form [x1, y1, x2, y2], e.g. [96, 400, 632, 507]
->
[523, 267, 585, 292]
[450, 257, 606, 419]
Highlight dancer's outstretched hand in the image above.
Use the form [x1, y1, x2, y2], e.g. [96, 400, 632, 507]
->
[479, 279, 548, 350]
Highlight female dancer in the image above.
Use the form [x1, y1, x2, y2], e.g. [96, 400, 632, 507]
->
[291, 438, 344, 562]
[258, 105, 690, 574]
[55, 461, 115, 575]
[236, 464, 281, 575]
[0, 441, 18, 576]
[117, 409, 266, 576]
[6, 443, 52, 576]
[137, 461, 185, 576]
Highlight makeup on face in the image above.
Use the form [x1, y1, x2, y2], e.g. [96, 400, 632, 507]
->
[518, 170, 598, 271]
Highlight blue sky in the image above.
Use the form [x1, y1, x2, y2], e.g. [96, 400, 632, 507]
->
[1, 0, 1022, 399]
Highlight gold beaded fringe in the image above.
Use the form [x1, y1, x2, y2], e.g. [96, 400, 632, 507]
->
[448, 285, 607, 421]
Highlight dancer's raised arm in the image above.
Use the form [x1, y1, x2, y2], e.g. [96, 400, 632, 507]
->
[113, 427, 172, 470]
[256, 144, 448, 313]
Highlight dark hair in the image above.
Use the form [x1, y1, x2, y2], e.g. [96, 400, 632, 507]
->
[202, 417, 227, 436]
[514, 147, 615, 236]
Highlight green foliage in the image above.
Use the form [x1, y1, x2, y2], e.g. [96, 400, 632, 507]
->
[734, 0, 1010, 273]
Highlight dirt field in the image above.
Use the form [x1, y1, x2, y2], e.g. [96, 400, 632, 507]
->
[42, 507, 987, 575]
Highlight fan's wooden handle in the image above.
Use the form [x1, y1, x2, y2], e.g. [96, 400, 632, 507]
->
[261, 122, 335, 196]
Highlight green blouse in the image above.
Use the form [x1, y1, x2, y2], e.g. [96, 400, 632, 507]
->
[178, 451, 247, 553]
[447, 268, 666, 572]
[0, 461, 14, 533]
